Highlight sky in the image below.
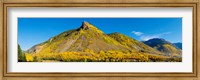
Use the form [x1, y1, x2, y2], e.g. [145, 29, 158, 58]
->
[18, 18, 182, 50]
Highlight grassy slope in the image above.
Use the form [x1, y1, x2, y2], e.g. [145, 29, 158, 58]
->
[31, 21, 129, 54]
[108, 32, 162, 54]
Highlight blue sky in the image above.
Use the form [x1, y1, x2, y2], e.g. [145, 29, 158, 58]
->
[18, 18, 182, 50]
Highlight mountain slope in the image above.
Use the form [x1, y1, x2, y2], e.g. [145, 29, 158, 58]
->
[173, 42, 182, 49]
[143, 38, 182, 56]
[108, 32, 161, 54]
[28, 21, 129, 54]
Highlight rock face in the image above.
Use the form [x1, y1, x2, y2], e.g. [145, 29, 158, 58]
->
[143, 38, 182, 56]
[80, 21, 91, 30]
[27, 21, 161, 55]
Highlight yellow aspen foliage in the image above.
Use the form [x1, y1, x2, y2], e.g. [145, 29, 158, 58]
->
[84, 49, 90, 52]
[79, 29, 85, 34]
[26, 54, 33, 62]
[24, 50, 181, 62]
[89, 41, 93, 44]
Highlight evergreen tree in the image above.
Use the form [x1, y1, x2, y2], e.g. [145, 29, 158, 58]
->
[18, 44, 26, 62]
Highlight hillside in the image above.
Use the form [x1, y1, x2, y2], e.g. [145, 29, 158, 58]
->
[173, 42, 182, 49]
[28, 21, 129, 54]
[108, 32, 161, 54]
[143, 38, 182, 57]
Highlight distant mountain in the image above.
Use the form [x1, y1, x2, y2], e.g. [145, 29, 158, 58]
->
[143, 38, 182, 56]
[173, 42, 182, 49]
[108, 32, 161, 54]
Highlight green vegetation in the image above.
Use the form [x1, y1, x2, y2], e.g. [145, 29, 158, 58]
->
[18, 44, 26, 62]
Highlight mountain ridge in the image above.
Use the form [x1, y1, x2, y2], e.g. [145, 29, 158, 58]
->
[108, 32, 161, 54]
[28, 21, 161, 54]
[143, 38, 182, 56]
[28, 21, 129, 53]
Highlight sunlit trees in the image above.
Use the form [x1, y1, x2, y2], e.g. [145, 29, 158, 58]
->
[22, 50, 181, 62]
[25, 54, 33, 62]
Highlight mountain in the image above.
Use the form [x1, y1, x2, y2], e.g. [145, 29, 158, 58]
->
[143, 38, 182, 56]
[28, 21, 130, 54]
[108, 32, 161, 54]
[28, 21, 162, 55]
[173, 42, 182, 49]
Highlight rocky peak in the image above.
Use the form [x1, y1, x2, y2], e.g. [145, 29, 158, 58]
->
[80, 21, 91, 30]
[76, 21, 104, 34]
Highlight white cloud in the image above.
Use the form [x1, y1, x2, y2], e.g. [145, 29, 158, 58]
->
[140, 32, 171, 41]
[140, 35, 160, 41]
[131, 31, 171, 41]
[131, 31, 143, 36]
